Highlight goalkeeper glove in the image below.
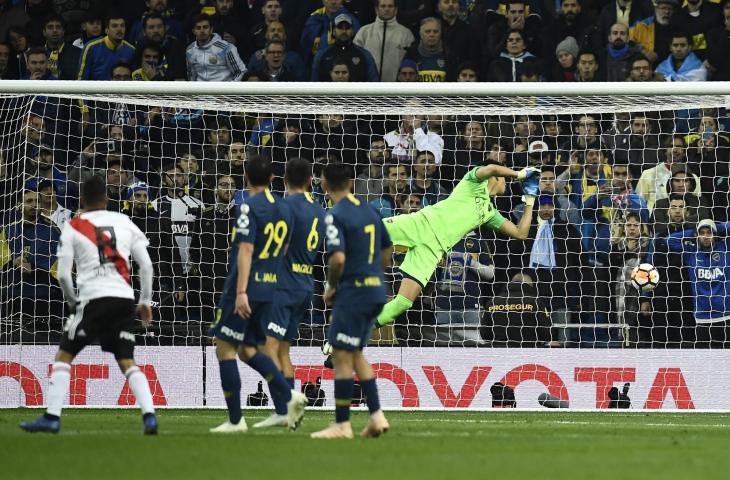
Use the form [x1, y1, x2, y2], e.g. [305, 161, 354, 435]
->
[521, 175, 540, 199]
[517, 166, 540, 181]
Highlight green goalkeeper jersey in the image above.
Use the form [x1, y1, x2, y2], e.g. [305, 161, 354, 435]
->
[421, 167, 506, 250]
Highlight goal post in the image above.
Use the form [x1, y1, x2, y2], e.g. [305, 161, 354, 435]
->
[2, 80, 730, 410]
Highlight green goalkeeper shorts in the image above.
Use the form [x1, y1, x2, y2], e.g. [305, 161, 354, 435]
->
[383, 211, 445, 287]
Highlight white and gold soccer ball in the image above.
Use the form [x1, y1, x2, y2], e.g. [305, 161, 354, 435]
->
[631, 263, 660, 293]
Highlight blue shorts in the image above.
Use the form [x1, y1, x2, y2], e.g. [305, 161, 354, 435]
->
[209, 298, 272, 347]
[327, 301, 384, 351]
[267, 289, 310, 342]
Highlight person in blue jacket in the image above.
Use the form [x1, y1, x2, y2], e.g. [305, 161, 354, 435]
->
[666, 219, 730, 347]
[77, 14, 135, 80]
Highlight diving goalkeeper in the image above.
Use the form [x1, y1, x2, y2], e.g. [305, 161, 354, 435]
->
[376, 164, 540, 327]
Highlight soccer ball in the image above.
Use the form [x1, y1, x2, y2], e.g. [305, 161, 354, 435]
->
[631, 263, 660, 292]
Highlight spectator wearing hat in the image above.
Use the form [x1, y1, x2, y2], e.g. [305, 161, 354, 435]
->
[655, 31, 707, 81]
[397, 57, 418, 81]
[705, 0, 730, 80]
[629, 0, 678, 65]
[301, 0, 361, 64]
[69, 11, 103, 57]
[354, 0, 414, 81]
[664, 219, 730, 347]
[24, 144, 71, 208]
[311, 13, 378, 82]
[311, 13, 378, 81]
[553, 36, 578, 81]
[600, 22, 642, 81]
[121, 181, 186, 323]
[520, 193, 582, 331]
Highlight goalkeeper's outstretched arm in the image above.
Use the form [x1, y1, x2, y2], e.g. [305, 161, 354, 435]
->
[475, 164, 522, 181]
[498, 201, 534, 240]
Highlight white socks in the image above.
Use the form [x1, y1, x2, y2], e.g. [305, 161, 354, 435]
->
[46, 362, 71, 417]
[125, 366, 155, 415]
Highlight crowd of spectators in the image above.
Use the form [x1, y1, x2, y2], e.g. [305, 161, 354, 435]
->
[1, 0, 730, 349]
[1, 0, 730, 83]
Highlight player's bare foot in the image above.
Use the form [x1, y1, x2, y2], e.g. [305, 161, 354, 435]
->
[310, 422, 354, 439]
[361, 410, 389, 438]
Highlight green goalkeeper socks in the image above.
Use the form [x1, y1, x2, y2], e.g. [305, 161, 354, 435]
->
[377, 295, 413, 327]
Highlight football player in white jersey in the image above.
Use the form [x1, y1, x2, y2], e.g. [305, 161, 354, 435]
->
[20, 176, 159, 435]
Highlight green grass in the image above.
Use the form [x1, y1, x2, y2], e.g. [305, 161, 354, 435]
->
[1, 409, 729, 480]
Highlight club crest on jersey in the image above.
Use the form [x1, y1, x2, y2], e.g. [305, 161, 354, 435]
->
[713, 253, 721, 261]
[209, 55, 218, 64]
[352, 56, 360, 65]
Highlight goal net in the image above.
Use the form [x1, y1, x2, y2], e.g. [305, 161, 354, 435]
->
[2, 81, 730, 410]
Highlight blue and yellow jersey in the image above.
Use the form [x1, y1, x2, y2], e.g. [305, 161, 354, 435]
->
[325, 194, 392, 303]
[221, 189, 292, 303]
[77, 36, 135, 80]
[277, 192, 326, 293]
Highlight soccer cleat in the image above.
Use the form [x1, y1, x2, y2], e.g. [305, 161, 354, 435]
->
[253, 413, 288, 429]
[143, 414, 158, 435]
[209, 419, 248, 433]
[286, 390, 307, 431]
[310, 422, 354, 439]
[361, 410, 390, 438]
[19, 415, 60, 434]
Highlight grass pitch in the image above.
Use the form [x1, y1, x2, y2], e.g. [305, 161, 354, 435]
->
[1, 409, 729, 480]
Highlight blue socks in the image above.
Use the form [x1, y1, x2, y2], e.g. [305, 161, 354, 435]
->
[247, 352, 292, 404]
[334, 379, 354, 423]
[360, 378, 381, 413]
[272, 377, 296, 415]
[219, 360, 241, 425]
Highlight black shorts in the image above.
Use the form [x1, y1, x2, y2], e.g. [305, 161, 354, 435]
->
[59, 297, 137, 360]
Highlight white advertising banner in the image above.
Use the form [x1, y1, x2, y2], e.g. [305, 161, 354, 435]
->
[2, 346, 730, 410]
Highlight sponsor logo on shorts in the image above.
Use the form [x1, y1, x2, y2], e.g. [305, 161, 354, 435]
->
[221, 326, 244, 341]
[119, 331, 135, 342]
[267, 322, 286, 336]
[336, 333, 361, 347]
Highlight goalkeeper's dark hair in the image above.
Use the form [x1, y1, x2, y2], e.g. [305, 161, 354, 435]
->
[245, 154, 273, 187]
[322, 163, 353, 192]
[81, 175, 108, 207]
[285, 157, 312, 189]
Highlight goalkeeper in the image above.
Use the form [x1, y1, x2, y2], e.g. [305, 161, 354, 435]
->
[376, 164, 540, 328]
